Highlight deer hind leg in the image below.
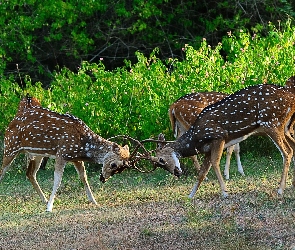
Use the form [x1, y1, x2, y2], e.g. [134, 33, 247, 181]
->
[191, 155, 201, 172]
[0, 154, 18, 181]
[210, 139, 229, 198]
[26, 155, 48, 204]
[224, 145, 234, 180]
[46, 157, 67, 212]
[284, 132, 295, 188]
[73, 161, 97, 205]
[269, 131, 293, 195]
[224, 143, 244, 180]
[234, 143, 244, 176]
[188, 153, 211, 199]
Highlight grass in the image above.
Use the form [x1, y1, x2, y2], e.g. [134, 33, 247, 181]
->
[1, 139, 295, 249]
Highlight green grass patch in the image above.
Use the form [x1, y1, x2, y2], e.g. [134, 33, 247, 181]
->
[1, 149, 295, 249]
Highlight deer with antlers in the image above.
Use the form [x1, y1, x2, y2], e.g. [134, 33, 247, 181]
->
[169, 92, 244, 179]
[155, 83, 295, 198]
[0, 95, 130, 211]
[99, 134, 182, 182]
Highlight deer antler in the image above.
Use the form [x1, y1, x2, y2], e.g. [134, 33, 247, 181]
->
[107, 134, 174, 173]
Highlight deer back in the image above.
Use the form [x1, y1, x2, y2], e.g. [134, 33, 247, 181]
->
[169, 92, 227, 137]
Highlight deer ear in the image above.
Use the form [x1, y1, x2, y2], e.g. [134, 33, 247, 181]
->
[123, 144, 129, 151]
[157, 133, 166, 150]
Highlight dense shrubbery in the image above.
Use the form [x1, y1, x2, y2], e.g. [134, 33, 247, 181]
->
[0, 0, 294, 86]
[1, 21, 295, 141]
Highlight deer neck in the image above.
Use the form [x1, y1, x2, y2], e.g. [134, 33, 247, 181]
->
[74, 134, 115, 163]
[167, 129, 203, 158]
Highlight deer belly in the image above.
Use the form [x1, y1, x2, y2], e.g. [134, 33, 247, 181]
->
[224, 131, 257, 148]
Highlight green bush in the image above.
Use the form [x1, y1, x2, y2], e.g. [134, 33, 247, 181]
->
[1, 22, 295, 142]
[0, 0, 293, 85]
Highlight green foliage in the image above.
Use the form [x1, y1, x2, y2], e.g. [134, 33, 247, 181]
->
[0, 0, 294, 85]
[0, 79, 23, 134]
[1, 22, 295, 142]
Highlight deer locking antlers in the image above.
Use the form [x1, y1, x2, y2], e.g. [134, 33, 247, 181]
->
[100, 134, 180, 183]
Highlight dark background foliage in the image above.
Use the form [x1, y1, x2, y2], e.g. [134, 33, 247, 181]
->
[1, 0, 294, 87]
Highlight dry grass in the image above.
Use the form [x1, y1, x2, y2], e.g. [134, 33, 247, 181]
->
[1, 151, 295, 249]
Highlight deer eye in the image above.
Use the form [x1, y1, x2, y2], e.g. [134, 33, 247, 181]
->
[111, 163, 117, 169]
[159, 158, 165, 164]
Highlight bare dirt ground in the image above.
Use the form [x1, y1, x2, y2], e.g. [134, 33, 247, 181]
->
[1, 190, 295, 250]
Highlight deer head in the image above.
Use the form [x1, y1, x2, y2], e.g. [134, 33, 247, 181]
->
[154, 133, 183, 177]
[17, 93, 42, 113]
[99, 143, 130, 182]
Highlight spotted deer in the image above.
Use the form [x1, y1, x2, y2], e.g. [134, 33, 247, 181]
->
[0, 95, 130, 211]
[169, 92, 244, 179]
[155, 84, 295, 198]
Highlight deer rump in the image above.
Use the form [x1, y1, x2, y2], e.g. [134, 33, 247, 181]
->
[178, 84, 294, 156]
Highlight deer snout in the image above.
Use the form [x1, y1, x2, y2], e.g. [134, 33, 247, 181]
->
[174, 167, 182, 177]
[99, 173, 106, 183]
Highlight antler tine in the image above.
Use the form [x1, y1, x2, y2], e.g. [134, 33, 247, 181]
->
[107, 134, 150, 158]
[129, 153, 158, 173]
[140, 138, 175, 144]
[107, 134, 176, 173]
[107, 134, 164, 173]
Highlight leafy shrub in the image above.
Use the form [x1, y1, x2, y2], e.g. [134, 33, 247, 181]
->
[0, 0, 293, 86]
[1, 21, 295, 142]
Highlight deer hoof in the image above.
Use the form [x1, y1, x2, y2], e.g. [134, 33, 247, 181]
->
[222, 191, 229, 198]
[277, 188, 284, 196]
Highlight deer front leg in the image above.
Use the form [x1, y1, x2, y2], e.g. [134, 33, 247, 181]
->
[73, 161, 97, 205]
[188, 153, 212, 199]
[284, 132, 295, 188]
[26, 155, 48, 204]
[46, 158, 66, 212]
[211, 139, 229, 198]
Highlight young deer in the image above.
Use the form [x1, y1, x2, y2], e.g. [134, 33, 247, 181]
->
[155, 84, 295, 198]
[169, 92, 244, 179]
[0, 95, 130, 211]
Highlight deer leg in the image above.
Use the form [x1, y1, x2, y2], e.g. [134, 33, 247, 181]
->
[188, 153, 211, 199]
[191, 155, 201, 172]
[73, 161, 97, 205]
[0, 155, 17, 181]
[26, 155, 48, 204]
[211, 139, 229, 198]
[285, 132, 295, 188]
[269, 132, 293, 195]
[233, 143, 244, 176]
[46, 158, 66, 212]
[224, 143, 244, 180]
[224, 145, 233, 180]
